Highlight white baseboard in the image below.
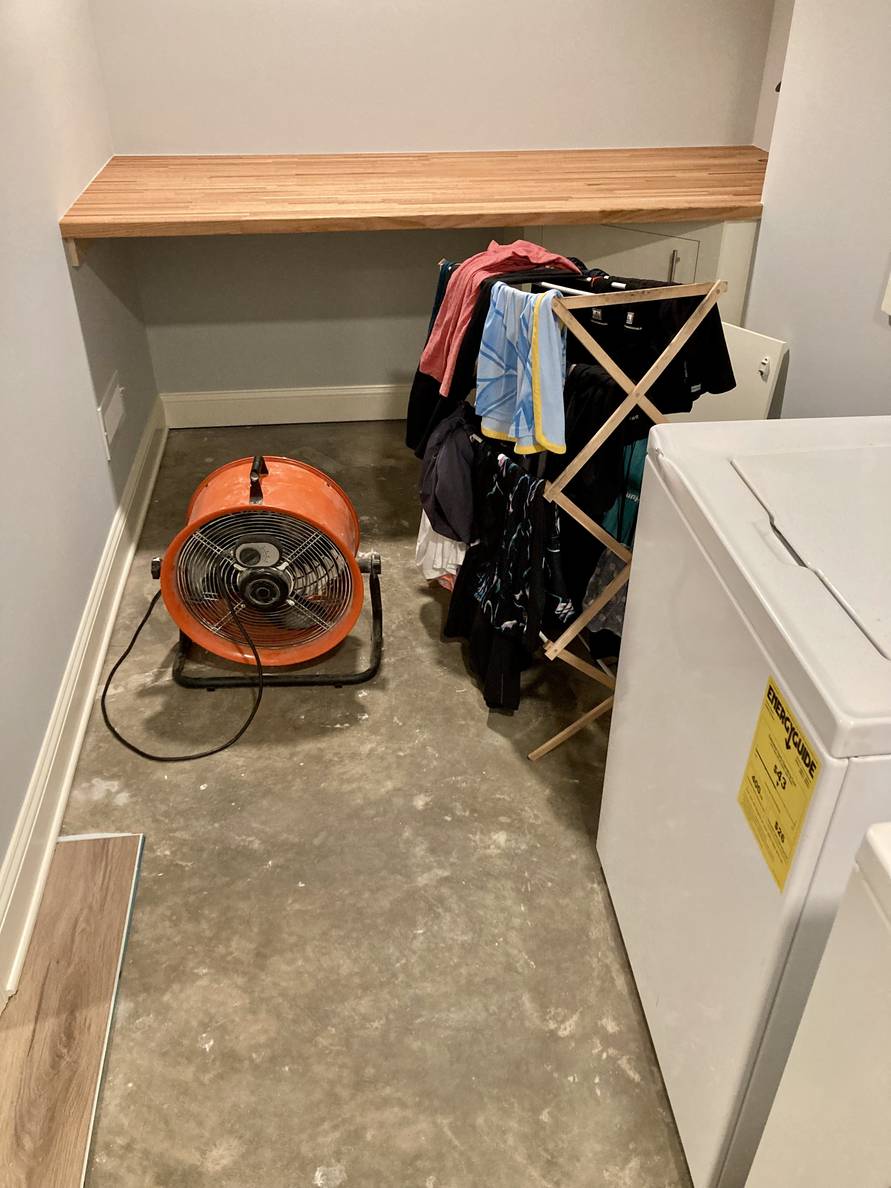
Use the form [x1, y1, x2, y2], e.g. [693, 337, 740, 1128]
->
[160, 383, 411, 429]
[0, 401, 167, 1010]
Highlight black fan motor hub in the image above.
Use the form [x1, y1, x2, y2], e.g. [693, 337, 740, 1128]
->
[237, 566, 290, 611]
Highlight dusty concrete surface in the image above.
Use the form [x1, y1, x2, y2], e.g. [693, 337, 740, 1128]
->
[65, 422, 690, 1188]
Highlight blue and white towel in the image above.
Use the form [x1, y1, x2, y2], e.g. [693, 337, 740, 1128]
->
[475, 282, 567, 454]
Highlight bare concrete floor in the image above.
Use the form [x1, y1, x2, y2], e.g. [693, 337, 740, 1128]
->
[65, 422, 690, 1188]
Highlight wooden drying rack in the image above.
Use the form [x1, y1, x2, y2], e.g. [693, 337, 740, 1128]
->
[527, 277, 728, 761]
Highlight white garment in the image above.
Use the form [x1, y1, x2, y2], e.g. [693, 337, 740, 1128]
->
[415, 512, 466, 580]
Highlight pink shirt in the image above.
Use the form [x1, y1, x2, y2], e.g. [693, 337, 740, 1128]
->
[419, 240, 579, 397]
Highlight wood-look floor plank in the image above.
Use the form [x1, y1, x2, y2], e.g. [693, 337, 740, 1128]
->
[59, 146, 767, 239]
[0, 835, 143, 1188]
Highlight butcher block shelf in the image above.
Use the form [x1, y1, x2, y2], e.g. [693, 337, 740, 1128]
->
[60, 146, 767, 242]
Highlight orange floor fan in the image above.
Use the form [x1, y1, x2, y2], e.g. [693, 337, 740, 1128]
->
[102, 454, 382, 761]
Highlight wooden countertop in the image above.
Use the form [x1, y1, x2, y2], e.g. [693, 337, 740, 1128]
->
[60, 146, 766, 240]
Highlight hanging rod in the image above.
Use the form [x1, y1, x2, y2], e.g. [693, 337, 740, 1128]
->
[540, 281, 600, 297]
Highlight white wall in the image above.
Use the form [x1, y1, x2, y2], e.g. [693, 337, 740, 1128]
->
[88, 0, 774, 154]
[745, 0, 891, 417]
[751, 0, 795, 149]
[0, 0, 156, 980]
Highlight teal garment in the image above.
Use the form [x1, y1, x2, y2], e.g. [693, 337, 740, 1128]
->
[426, 260, 457, 339]
[601, 438, 647, 546]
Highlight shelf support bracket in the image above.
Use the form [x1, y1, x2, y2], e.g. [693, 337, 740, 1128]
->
[63, 238, 88, 268]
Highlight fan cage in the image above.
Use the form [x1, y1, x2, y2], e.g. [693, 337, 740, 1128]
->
[174, 509, 355, 655]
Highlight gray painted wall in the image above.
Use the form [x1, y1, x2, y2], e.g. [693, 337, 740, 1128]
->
[135, 229, 511, 394]
[0, 1, 156, 861]
[88, 0, 774, 155]
[745, 0, 891, 417]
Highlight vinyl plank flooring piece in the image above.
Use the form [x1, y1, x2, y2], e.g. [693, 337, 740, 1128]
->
[59, 146, 767, 239]
[0, 834, 143, 1188]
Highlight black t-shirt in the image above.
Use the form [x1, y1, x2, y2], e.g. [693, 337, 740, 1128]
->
[562, 270, 735, 414]
[545, 361, 650, 606]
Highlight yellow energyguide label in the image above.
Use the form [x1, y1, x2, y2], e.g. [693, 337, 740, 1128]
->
[738, 677, 821, 890]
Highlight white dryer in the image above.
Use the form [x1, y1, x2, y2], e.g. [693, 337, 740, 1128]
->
[597, 416, 891, 1186]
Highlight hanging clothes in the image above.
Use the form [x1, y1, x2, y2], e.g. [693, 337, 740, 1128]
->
[418, 404, 478, 543]
[445, 450, 573, 711]
[580, 437, 646, 654]
[426, 259, 458, 337]
[562, 270, 735, 413]
[550, 270, 735, 610]
[447, 264, 584, 405]
[601, 438, 647, 546]
[471, 453, 573, 635]
[405, 260, 461, 457]
[415, 512, 467, 585]
[544, 361, 651, 607]
[583, 551, 628, 652]
[550, 363, 651, 513]
[409, 248, 739, 720]
[406, 264, 585, 458]
[476, 283, 567, 454]
[419, 240, 579, 398]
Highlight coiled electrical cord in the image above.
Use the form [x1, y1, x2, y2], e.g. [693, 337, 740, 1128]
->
[100, 589, 264, 762]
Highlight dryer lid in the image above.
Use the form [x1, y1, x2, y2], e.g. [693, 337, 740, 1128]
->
[649, 417, 891, 758]
[733, 444, 891, 660]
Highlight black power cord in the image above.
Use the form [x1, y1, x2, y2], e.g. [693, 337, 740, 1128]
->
[101, 589, 264, 762]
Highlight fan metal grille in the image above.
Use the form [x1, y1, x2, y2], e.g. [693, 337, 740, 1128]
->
[175, 510, 354, 654]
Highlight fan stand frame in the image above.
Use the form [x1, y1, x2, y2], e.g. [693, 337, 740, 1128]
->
[171, 552, 383, 690]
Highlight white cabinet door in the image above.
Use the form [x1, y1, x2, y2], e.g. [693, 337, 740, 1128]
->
[526, 220, 759, 324]
[669, 324, 787, 423]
